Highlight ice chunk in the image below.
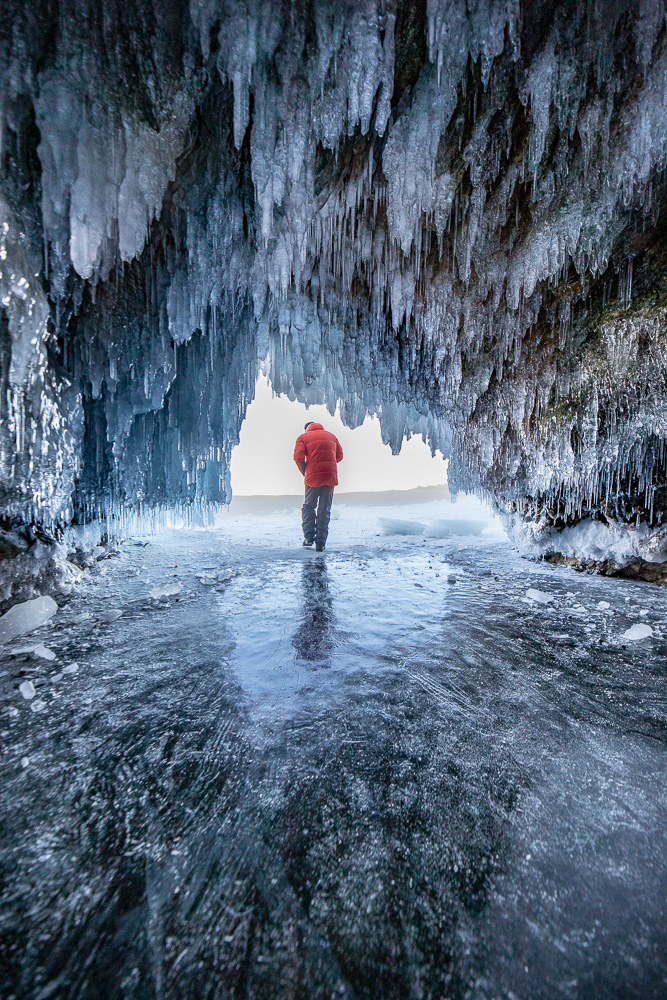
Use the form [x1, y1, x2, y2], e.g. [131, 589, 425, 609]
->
[597, 601, 610, 610]
[62, 663, 79, 674]
[30, 699, 47, 713]
[19, 680, 36, 700]
[70, 612, 93, 624]
[149, 582, 182, 599]
[379, 519, 425, 536]
[33, 644, 56, 661]
[423, 521, 451, 538]
[424, 519, 488, 538]
[99, 608, 123, 623]
[0, 596, 58, 645]
[21, 757, 30, 768]
[622, 623, 653, 641]
[525, 589, 554, 605]
[216, 569, 234, 583]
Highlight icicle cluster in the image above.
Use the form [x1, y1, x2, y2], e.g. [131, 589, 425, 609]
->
[1, 0, 666, 529]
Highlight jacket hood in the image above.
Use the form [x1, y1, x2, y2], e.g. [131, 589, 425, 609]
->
[306, 422, 324, 431]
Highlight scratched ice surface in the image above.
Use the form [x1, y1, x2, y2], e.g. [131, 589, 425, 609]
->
[1, 495, 666, 1000]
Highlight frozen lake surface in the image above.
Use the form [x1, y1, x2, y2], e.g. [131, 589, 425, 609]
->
[2, 493, 666, 999]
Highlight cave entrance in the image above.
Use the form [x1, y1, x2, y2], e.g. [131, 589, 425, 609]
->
[229, 375, 448, 498]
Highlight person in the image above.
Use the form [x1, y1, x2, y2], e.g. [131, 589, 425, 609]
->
[293, 421, 343, 551]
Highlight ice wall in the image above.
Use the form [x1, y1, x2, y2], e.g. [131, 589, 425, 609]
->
[1, 0, 667, 534]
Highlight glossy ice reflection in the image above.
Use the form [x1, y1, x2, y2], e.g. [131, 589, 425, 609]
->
[1, 494, 666, 1000]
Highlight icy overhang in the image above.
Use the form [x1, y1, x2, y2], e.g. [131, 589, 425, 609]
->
[0, 0, 667, 528]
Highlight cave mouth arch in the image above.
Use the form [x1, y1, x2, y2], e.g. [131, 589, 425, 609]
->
[229, 374, 448, 498]
[0, 0, 666, 562]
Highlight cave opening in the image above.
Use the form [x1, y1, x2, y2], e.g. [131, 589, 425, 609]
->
[229, 373, 449, 497]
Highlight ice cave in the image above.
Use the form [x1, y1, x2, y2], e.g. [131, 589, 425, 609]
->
[1, 2, 666, 998]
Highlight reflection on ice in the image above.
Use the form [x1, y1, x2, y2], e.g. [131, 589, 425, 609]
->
[292, 561, 336, 667]
[1, 491, 665, 999]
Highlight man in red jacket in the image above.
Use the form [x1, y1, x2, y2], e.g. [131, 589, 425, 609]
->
[293, 421, 344, 551]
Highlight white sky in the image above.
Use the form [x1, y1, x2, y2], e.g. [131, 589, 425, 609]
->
[230, 375, 448, 495]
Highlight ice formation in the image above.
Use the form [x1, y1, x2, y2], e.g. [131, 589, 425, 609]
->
[0, 594, 58, 643]
[1, 1, 667, 556]
[622, 622, 654, 641]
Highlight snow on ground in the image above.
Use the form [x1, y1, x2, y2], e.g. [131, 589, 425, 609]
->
[1, 490, 666, 999]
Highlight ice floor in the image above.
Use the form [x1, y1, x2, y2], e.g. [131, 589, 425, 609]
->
[1, 494, 666, 1000]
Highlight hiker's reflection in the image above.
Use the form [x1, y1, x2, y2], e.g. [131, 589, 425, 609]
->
[292, 559, 335, 666]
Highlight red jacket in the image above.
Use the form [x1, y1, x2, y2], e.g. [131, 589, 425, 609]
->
[293, 423, 343, 487]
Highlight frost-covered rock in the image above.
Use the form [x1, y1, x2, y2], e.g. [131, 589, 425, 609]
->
[510, 517, 667, 567]
[0, 530, 29, 560]
[0, 543, 82, 604]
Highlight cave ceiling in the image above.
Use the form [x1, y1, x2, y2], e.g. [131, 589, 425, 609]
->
[1, 0, 667, 525]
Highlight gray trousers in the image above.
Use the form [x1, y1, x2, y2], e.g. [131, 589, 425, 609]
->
[302, 485, 334, 546]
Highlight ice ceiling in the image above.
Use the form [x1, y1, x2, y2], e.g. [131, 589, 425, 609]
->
[1, 0, 667, 529]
